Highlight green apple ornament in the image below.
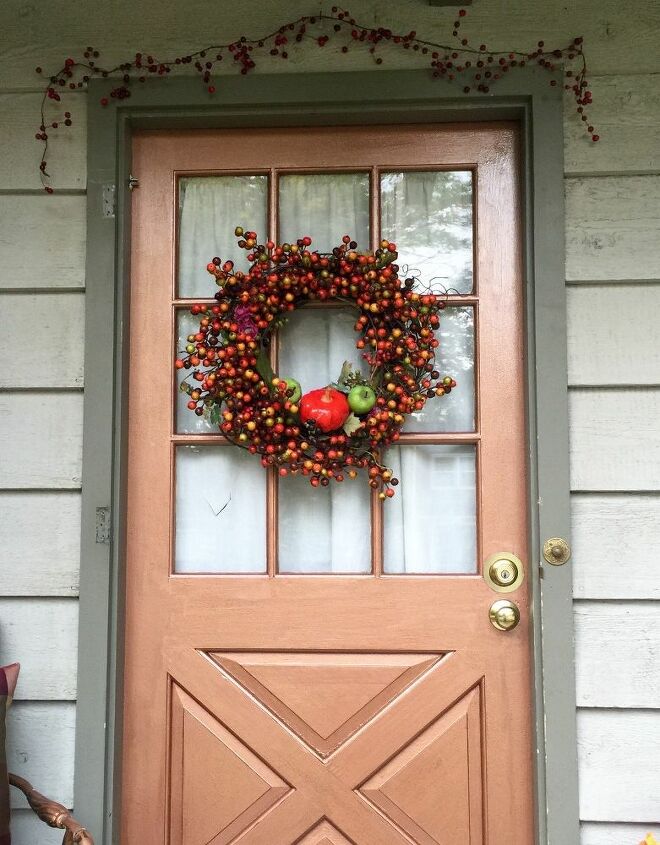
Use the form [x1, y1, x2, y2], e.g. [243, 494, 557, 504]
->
[347, 384, 376, 415]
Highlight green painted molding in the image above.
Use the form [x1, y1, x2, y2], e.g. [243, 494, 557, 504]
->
[78, 67, 578, 845]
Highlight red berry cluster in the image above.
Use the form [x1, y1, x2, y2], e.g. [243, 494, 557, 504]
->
[175, 229, 456, 499]
[35, 7, 598, 192]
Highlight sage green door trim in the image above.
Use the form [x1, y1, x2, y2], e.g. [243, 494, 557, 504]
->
[78, 68, 578, 844]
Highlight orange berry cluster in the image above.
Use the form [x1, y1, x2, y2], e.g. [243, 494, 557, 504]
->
[175, 229, 455, 497]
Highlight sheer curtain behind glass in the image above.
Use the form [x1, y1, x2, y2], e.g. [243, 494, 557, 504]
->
[384, 445, 477, 573]
[277, 174, 371, 572]
[178, 176, 268, 298]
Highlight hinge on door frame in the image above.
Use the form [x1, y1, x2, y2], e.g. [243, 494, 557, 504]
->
[95, 507, 111, 544]
[101, 183, 116, 218]
[128, 174, 140, 190]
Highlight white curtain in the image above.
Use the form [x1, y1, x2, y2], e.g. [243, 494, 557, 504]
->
[175, 172, 476, 574]
[277, 174, 372, 572]
[381, 171, 473, 294]
[384, 445, 477, 573]
[177, 175, 268, 298]
[175, 445, 267, 573]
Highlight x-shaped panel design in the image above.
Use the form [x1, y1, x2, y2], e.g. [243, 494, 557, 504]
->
[168, 648, 485, 845]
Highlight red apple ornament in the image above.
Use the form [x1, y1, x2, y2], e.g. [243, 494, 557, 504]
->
[299, 387, 350, 433]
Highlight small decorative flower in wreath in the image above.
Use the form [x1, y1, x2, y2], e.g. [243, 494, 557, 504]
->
[176, 228, 456, 498]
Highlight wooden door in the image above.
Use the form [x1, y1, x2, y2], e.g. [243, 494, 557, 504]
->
[123, 124, 532, 844]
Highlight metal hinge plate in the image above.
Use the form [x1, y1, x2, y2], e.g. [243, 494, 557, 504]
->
[96, 507, 111, 544]
[101, 183, 116, 218]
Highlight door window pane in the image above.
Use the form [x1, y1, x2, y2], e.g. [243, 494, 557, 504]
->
[384, 445, 477, 573]
[175, 308, 216, 434]
[277, 307, 366, 394]
[404, 306, 475, 433]
[175, 445, 266, 573]
[177, 175, 268, 298]
[380, 171, 473, 294]
[279, 472, 371, 573]
[279, 173, 370, 253]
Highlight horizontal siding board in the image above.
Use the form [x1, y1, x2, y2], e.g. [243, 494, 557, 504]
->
[1, 0, 660, 88]
[0, 598, 78, 699]
[569, 389, 660, 491]
[0, 196, 85, 289]
[565, 176, 660, 281]
[0, 92, 86, 190]
[0, 292, 84, 387]
[0, 392, 83, 488]
[567, 285, 660, 386]
[11, 810, 71, 844]
[572, 494, 660, 599]
[564, 75, 660, 175]
[581, 824, 660, 845]
[578, 710, 660, 822]
[575, 602, 660, 708]
[6, 701, 75, 810]
[0, 491, 80, 596]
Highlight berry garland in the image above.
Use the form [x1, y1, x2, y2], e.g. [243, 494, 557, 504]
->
[175, 229, 456, 499]
[35, 6, 598, 192]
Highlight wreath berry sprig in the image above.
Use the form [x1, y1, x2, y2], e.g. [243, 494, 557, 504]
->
[175, 228, 456, 498]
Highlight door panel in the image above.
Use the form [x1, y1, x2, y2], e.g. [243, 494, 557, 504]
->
[123, 124, 531, 844]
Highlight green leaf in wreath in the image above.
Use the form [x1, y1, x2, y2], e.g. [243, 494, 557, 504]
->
[255, 347, 276, 386]
[343, 413, 363, 437]
[329, 382, 350, 394]
[337, 360, 353, 385]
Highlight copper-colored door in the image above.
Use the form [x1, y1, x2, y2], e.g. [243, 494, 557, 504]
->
[123, 124, 532, 844]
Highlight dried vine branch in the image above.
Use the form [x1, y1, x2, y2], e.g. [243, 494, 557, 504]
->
[33, 6, 597, 192]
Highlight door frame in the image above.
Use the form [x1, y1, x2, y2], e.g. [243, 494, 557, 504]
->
[77, 68, 578, 844]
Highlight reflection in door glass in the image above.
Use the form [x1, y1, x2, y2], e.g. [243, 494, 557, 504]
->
[279, 173, 370, 253]
[384, 444, 477, 573]
[380, 171, 473, 294]
[279, 471, 371, 573]
[177, 175, 268, 298]
[404, 307, 476, 433]
[175, 445, 267, 573]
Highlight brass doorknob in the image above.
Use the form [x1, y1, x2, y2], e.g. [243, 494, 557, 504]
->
[489, 599, 521, 631]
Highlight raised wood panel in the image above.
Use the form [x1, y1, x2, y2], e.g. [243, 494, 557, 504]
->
[11, 809, 73, 844]
[0, 292, 84, 387]
[571, 494, 660, 599]
[581, 824, 660, 845]
[567, 286, 660, 386]
[578, 710, 660, 822]
[0, 598, 78, 699]
[0, 196, 85, 289]
[0, 491, 80, 596]
[1, 0, 660, 88]
[565, 176, 660, 281]
[569, 390, 660, 491]
[564, 75, 660, 175]
[0, 392, 83, 489]
[0, 92, 86, 190]
[574, 603, 660, 708]
[6, 702, 76, 810]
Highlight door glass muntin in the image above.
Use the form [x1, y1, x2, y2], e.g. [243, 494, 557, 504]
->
[173, 166, 479, 576]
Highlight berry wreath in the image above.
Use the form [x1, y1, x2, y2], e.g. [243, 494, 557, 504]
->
[175, 228, 457, 499]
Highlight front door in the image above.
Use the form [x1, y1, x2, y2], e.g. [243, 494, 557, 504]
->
[123, 123, 532, 844]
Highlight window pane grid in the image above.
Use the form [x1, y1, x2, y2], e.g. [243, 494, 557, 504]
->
[173, 168, 479, 576]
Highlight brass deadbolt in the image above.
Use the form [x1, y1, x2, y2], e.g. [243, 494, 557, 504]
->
[484, 552, 525, 593]
[543, 537, 571, 566]
[489, 599, 521, 631]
